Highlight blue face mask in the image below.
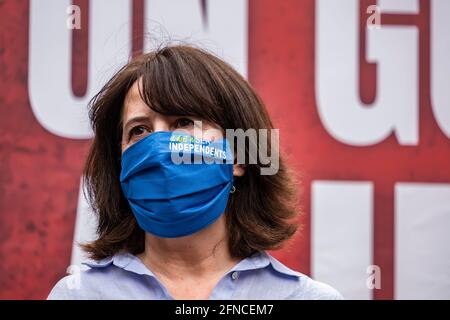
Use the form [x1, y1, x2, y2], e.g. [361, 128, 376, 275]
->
[120, 131, 234, 238]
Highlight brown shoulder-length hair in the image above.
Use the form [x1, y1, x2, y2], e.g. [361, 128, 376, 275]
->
[82, 45, 300, 260]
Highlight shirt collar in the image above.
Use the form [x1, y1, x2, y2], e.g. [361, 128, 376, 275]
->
[230, 251, 302, 278]
[83, 252, 157, 277]
[83, 250, 301, 279]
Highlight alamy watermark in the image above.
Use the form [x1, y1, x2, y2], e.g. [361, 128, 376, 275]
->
[67, 5, 81, 30]
[367, 264, 381, 290]
[65, 264, 82, 290]
[367, 5, 381, 29]
[169, 121, 280, 176]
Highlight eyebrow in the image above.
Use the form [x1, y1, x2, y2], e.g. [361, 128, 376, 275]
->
[123, 116, 151, 132]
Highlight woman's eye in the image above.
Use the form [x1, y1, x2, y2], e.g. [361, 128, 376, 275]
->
[129, 126, 149, 139]
[175, 118, 194, 128]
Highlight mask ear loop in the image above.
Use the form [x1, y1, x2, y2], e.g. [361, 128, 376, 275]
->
[230, 185, 236, 194]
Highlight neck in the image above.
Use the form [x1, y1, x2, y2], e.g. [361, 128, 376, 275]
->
[137, 215, 240, 280]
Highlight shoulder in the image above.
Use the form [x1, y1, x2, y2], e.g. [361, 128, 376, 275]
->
[262, 253, 344, 300]
[292, 275, 344, 300]
[47, 273, 82, 300]
[47, 253, 161, 300]
[47, 260, 120, 300]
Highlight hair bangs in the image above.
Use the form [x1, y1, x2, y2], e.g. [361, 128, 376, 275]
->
[138, 49, 223, 127]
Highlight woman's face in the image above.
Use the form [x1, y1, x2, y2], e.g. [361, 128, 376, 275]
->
[121, 79, 223, 152]
[120, 80, 245, 177]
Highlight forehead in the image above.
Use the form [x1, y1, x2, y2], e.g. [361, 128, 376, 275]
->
[122, 79, 153, 122]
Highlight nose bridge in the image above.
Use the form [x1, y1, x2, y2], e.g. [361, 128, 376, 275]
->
[152, 114, 170, 132]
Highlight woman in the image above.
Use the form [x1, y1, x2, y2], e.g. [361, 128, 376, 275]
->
[48, 45, 342, 300]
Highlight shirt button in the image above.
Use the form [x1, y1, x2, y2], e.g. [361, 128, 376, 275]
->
[231, 271, 238, 280]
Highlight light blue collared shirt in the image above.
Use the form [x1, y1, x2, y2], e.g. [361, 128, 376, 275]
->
[48, 251, 343, 300]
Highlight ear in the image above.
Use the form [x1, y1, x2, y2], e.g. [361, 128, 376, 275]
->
[233, 164, 246, 177]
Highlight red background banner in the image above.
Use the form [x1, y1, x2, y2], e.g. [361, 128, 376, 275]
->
[0, 0, 449, 299]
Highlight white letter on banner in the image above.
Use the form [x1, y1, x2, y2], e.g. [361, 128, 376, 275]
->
[29, 0, 132, 139]
[316, 0, 419, 146]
